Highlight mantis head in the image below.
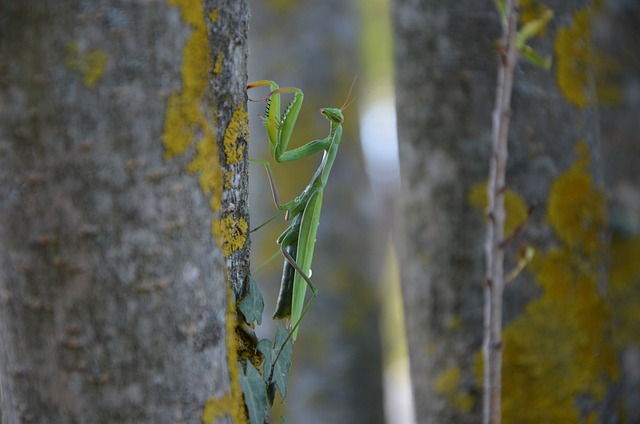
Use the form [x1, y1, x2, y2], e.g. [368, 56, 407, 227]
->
[320, 107, 344, 124]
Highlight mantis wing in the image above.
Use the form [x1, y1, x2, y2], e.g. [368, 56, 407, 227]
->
[272, 243, 296, 320]
[290, 189, 323, 341]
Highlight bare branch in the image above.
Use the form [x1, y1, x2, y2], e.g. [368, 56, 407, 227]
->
[483, 1, 520, 423]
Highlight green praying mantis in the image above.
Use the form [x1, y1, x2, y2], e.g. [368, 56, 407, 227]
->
[247, 79, 353, 374]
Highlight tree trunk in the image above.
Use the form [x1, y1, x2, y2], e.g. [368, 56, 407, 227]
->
[0, 0, 250, 422]
[393, 0, 640, 422]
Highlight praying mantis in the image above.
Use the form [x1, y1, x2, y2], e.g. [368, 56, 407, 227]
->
[247, 79, 352, 368]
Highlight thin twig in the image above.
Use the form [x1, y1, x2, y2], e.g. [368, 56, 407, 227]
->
[483, 1, 519, 424]
[498, 202, 535, 250]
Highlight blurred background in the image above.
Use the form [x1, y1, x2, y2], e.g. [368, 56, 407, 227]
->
[247, 0, 410, 423]
[247, 0, 640, 423]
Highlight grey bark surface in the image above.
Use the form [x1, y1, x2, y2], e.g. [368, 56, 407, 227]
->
[596, 4, 640, 422]
[0, 0, 249, 422]
[394, 0, 640, 422]
[393, 3, 496, 421]
[247, 0, 384, 423]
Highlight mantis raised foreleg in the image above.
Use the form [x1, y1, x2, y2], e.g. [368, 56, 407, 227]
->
[248, 80, 350, 358]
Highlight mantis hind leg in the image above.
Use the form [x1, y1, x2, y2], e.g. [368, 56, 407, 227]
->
[268, 246, 317, 384]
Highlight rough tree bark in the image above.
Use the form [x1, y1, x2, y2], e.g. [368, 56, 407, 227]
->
[393, 0, 640, 422]
[0, 0, 250, 422]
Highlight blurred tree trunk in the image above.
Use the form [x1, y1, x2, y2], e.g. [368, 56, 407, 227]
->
[0, 0, 250, 422]
[247, 1, 384, 423]
[393, 2, 495, 421]
[393, 0, 640, 422]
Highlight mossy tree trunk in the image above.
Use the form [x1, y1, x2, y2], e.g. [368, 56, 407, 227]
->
[0, 0, 250, 422]
[393, 0, 640, 422]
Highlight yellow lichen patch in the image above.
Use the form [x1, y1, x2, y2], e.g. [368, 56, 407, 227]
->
[468, 182, 529, 236]
[224, 171, 233, 190]
[202, 391, 234, 423]
[554, 8, 593, 108]
[502, 268, 616, 422]
[434, 365, 474, 413]
[187, 131, 223, 211]
[169, 0, 206, 28]
[163, 96, 198, 158]
[224, 106, 249, 165]
[535, 248, 575, 300]
[610, 235, 640, 347]
[554, 6, 621, 108]
[504, 303, 595, 422]
[209, 9, 219, 23]
[202, 287, 248, 424]
[161, 25, 211, 158]
[221, 216, 248, 257]
[435, 365, 460, 397]
[213, 51, 224, 75]
[501, 144, 617, 423]
[164, 0, 224, 236]
[181, 31, 210, 96]
[65, 41, 108, 87]
[547, 142, 605, 255]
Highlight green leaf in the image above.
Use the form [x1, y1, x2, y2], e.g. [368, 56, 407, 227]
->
[238, 361, 268, 424]
[256, 338, 277, 406]
[281, 417, 292, 424]
[258, 325, 292, 401]
[520, 44, 552, 70]
[238, 276, 264, 325]
[257, 339, 273, 380]
[516, 9, 553, 47]
[272, 326, 293, 400]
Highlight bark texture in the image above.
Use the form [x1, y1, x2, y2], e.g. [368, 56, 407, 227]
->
[394, 2, 497, 421]
[0, 0, 249, 422]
